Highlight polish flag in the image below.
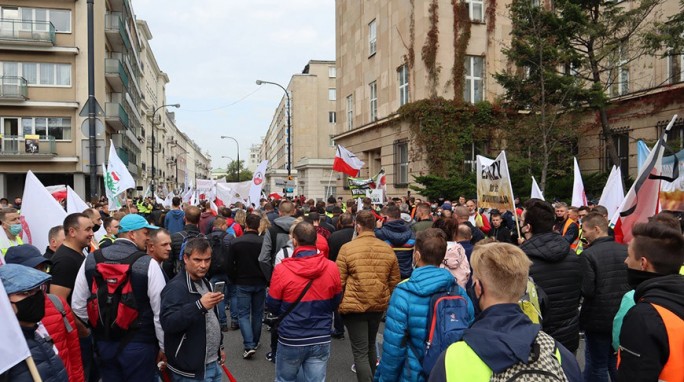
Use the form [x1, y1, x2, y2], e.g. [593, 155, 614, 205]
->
[333, 145, 364, 177]
[571, 157, 587, 207]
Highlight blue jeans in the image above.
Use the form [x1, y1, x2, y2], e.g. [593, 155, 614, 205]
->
[583, 331, 617, 382]
[236, 284, 266, 349]
[96, 341, 157, 382]
[275, 343, 331, 382]
[228, 283, 238, 323]
[209, 274, 230, 326]
[171, 361, 221, 382]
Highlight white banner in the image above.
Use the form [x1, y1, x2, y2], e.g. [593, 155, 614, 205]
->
[531, 176, 545, 200]
[599, 166, 624, 223]
[571, 157, 587, 207]
[105, 140, 135, 198]
[249, 160, 268, 208]
[20, 171, 68, 252]
[0, 278, 31, 374]
[476, 151, 516, 212]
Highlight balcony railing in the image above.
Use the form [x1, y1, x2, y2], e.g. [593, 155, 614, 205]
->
[0, 135, 57, 155]
[105, 58, 129, 91]
[0, 76, 28, 100]
[0, 19, 56, 45]
[105, 102, 130, 131]
[104, 13, 131, 51]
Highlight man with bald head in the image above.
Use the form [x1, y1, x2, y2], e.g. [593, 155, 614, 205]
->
[148, 228, 172, 280]
[454, 206, 485, 244]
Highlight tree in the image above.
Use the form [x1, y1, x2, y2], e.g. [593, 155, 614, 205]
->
[225, 160, 252, 182]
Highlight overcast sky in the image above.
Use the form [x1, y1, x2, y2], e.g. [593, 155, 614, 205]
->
[133, 0, 335, 171]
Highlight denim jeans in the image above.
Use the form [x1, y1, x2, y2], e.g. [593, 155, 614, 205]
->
[209, 274, 230, 326]
[236, 284, 266, 349]
[171, 361, 221, 382]
[343, 312, 382, 382]
[583, 331, 617, 382]
[228, 283, 238, 323]
[275, 343, 331, 382]
[96, 341, 157, 382]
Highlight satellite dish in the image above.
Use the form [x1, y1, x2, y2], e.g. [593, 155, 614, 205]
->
[80, 118, 105, 137]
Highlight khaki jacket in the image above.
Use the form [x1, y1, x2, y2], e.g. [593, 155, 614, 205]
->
[336, 231, 401, 314]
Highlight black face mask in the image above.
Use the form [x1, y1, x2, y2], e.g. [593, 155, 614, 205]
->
[466, 281, 483, 316]
[92, 224, 101, 232]
[13, 290, 45, 323]
[627, 268, 662, 290]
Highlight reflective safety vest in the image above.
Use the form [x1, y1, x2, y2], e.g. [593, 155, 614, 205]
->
[1, 236, 23, 255]
[651, 304, 684, 382]
[562, 219, 579, 251]
[575, 227, 584, 255]
[442, 339, 562, 381]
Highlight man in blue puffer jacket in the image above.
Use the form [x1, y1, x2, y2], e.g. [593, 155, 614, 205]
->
[375, 229, 474, 382]
[376, 205, 416, 279]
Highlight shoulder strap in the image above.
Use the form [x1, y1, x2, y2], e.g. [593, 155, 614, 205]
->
[283, 246, 290, 259]
[47, 294, 74, 333]
[276, 279, 314, 323]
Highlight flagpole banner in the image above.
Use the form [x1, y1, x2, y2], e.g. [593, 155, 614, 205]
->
[0, 278, 31, 374]
[599, 166, 625, 222]
[196, 179, 216, 200]
[571, 157, 587, 207]
[637, 140, 651, 172]
[347, 170, 385, 199]
[531, 176, 544, 201]
[333, 145, 365, 177]
[476, 151, 516, 212]
[106, 140, 135, 198]
[249, 160, 268, 208]
[21, 171, 68, 252]
[67, 186, 105, 242]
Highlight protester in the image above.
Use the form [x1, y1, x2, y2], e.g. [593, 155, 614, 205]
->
[553, 202, 580, 250]
[98, 216, 120, 249]
[49, 213, 93, 303]
[328, 213, 355, 262]
[0, 264, 68, 382]
[427, 243, 581, 382]
[147, 228, 173, 280]
[488, 210, 512, 243]
[199, 201, 217, 235]
[519, 199, 582, 353]
[164, 197, 186, 234]
[336, 210, 400, 382]
[226, 214, 267, 358]
[411, 203, 434, 233]
[617, 222, 684, 381]
[432, 218, 470, 289]
[266, 221, 342, 382]
[83, 207, 103, 252]
[43, 225, 65, 260]
[0, 207, 23, 255]
[169, 205, 202, 277]
[71, 213, 166, 382]
[453, 206, 485, 244]
[376, 228, 472, 382]
[375, 205, 416, 280]
[465, 199, 491, 235]
[161, 237, 226, 381]
[579, 212, 629, 382]
[259, 200, 297, 283]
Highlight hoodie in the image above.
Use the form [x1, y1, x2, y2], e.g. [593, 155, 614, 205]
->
[265, 246, 342, 347]
[198, 211, 216, 235]
[164, 209, 185, 234]
[617, 274, 684, 382]
[259, 215, 296, 282]
[520, 232, 582, 352]
[375, 219, 416, 279]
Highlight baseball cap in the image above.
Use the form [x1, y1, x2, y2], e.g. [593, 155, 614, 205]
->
[118, 214, 159, 233]
[441, 202, 453, 211]
[0, 264, 51, 294]
[4, 245, 51, 269]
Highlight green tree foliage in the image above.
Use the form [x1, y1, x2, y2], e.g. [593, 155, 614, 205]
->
[225, 160, 253, 182]
[411, 173, 477, 201]
[644, 0, 684, 57]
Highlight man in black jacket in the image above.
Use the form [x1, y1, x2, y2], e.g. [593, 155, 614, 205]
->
[167, 206, 202, 278]
[579, 212, 629, 381]
[226, 213, 266, 359]
[327, 212, 355, 338]
[488, 210, 512, 243]
[454, 206, 485, 244]
[161, 237, 225, 380]
[617, 222, 684, 382]
[519, 199, 582, 353]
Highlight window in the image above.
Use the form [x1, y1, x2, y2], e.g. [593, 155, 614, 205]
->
[605, 133, 629, 176]
[398, 64, 409, 106]
[668, 53, 684, 84]
[394, 140, 409, 186]
[329, 135, 335, 147]
[464, 56, 484, 103]
[466, 0, 484, 22]
[19, 117, 71, 140]
[369, 81, 378, 121]
[19, 7, 71, 33]
[346, 94, 354, 130]
[610, 43, 629, 96]
[328, 111, 336, 124]
[328, 88, 336, 101]
[464, 142, 485, 172]
[369, 19, 377, 56]
[328, 66, 336, 78]
[0, 61, 71, 86]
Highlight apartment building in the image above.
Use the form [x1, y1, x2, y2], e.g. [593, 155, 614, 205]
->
[0, 0, 209, 199]
[246, 142, 261, 173]
[259, 60, 337, 198]
[334, 0, 684, 198]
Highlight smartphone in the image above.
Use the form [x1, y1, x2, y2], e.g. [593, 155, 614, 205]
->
[213, 281, 226, 293]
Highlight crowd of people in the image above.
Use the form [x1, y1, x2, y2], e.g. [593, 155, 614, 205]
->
[0, 192, 683, 382]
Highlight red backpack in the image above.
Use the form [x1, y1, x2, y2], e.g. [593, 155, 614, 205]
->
[86, 250, 147, 341]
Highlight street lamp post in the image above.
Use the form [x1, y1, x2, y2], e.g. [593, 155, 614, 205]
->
[221, 155, 234, 181]
[151, 103, 180, 194]
[256, 80, 291, 179]
[220, 136, 240, 181]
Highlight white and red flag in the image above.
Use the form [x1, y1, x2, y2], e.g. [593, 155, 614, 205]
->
[571, 157, 587, 207]
[333, 145, 364, 177]
[19, 171, 67, 253]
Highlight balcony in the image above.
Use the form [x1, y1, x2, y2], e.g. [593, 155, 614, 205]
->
[105, 58, 129, 92]
[105, 102, 130, 131]
[0, 76, 28, 100]
[0, 19, 55, 46]
[0, 136, 57, 157]
[104, 13, 131, 52]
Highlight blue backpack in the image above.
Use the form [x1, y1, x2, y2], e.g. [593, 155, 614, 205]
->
[412, 284, 474, 376]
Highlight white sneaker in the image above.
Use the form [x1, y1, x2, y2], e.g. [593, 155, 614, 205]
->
[351, 363, 356, 373]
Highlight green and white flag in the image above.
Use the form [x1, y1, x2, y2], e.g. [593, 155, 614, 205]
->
[105, 140, 135, 207]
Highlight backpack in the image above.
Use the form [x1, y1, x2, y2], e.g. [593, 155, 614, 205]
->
[208, 231, 228, 278]
[519, 278, 543, 324]
[268, 224, 289, 262]
[490, 331, 568, 382]
[47, 294, 73, 333]
[86, 250, 148, 341]
[415, 284, 474, 376]
[176, 230, 205, 273]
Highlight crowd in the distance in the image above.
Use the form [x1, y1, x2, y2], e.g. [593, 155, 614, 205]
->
[0, 192, 682, 382]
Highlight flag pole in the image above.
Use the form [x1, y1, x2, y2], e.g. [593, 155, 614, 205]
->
[25, 356, 43, 382]
[326, 169, 334, 197]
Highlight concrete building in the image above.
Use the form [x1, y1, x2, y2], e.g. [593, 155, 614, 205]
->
[0, 0, 209, 199]
[333, 0, 684, 199]
[259, 60, 337, 199]
[246, 141, 261, 173]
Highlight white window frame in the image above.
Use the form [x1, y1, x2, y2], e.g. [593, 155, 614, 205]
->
[398, 64, 409, 106]
[328, 88, 336, 101]
[464, 56, 484, 104]
[18, 7, 72, 33]
[394, 141, 409, 185]
[466, 0, 484, 22]
[369, 81, 378, 121]
[369, 19, 377, 56]
[19, 116, 72, 140]
[0, 61, 71, 87]
[346, 94, 354, 130]
[611, 44, 629, 96]
[667, 53, 684, 84]
[328, 66, 336, 78]
[328, 111, 336, 124]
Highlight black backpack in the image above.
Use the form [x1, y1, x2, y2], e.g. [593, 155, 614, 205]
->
[208, 231, 229, 278]
[268, 225, 289, 263]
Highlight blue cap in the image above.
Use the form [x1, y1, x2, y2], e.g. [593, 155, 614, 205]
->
[118, 214, 159, 233]
[441, 202, 453, 211]
[4, 245, 51, 268]
[0, 264, 51, 294]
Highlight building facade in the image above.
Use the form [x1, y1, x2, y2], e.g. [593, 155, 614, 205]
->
[259, 60, 337, 199]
